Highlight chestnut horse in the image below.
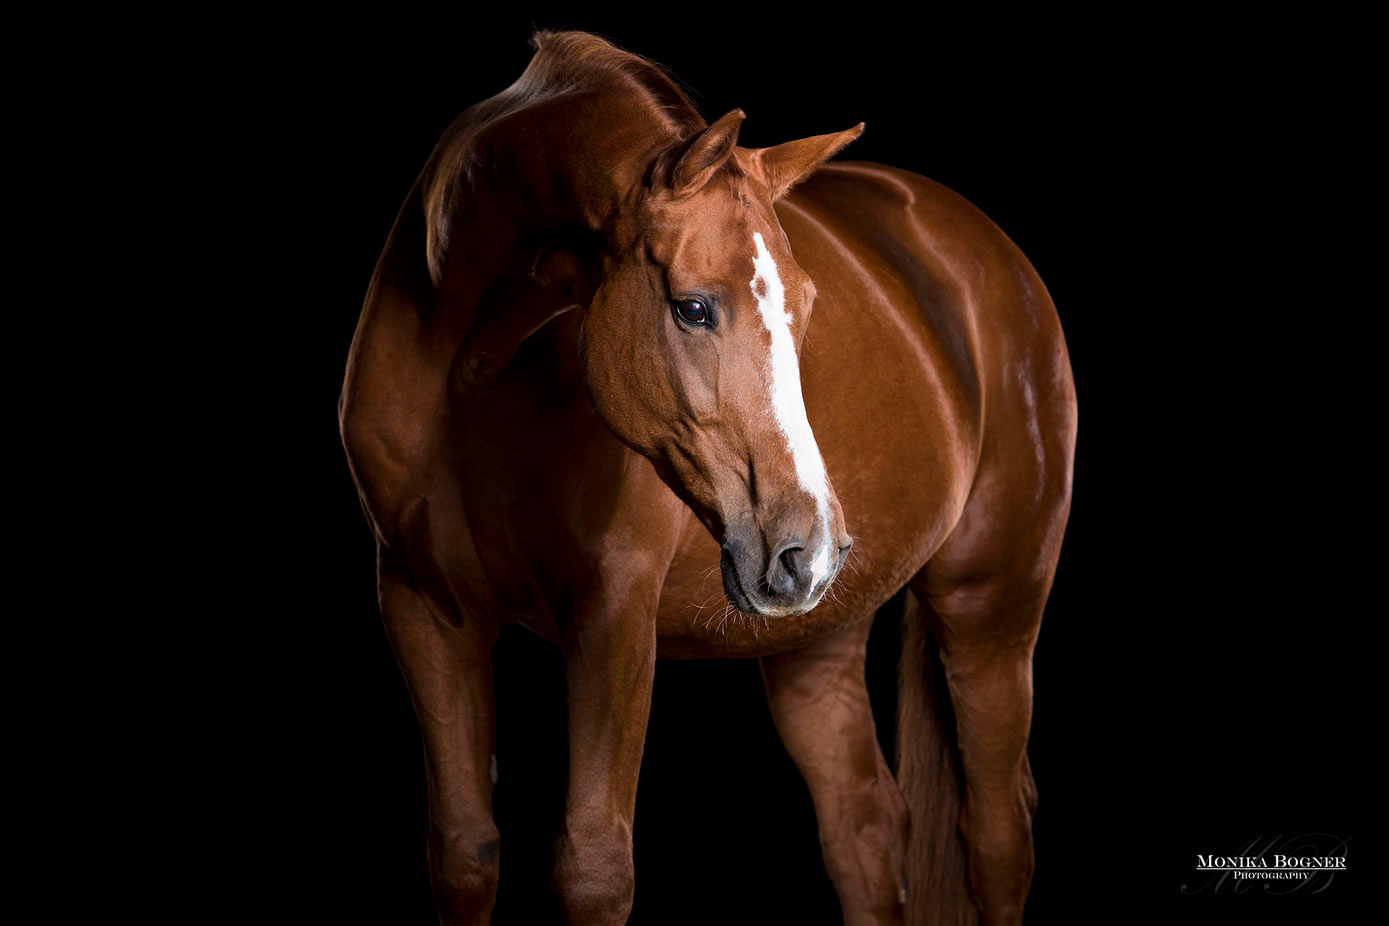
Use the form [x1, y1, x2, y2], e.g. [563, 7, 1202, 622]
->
[340, 30, 1075, 926]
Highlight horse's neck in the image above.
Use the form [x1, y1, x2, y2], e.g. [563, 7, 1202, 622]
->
[421, 89, 671, 383]
[425, 90, 664, 300]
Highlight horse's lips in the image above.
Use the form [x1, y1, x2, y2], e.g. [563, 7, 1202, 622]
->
[719, 547, 758, 613]
[719, 546, 823, 618]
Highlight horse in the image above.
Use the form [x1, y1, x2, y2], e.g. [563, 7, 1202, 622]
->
[340, 29, 1075, 926]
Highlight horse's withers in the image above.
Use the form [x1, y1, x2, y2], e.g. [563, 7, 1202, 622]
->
[580, 115, 862, 617]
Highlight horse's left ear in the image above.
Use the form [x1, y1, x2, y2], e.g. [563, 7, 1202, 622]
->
[756, 123, 866, 200]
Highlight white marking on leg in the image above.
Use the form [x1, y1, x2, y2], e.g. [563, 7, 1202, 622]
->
[749, 231, 834, 588]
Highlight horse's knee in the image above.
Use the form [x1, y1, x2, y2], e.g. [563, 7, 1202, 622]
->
[552, 818, 635, 925]
[427, 824, 500, 925]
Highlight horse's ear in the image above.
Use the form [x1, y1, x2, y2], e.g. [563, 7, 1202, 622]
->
[757, 123, 866, 200]
[671, 109, 746, 195]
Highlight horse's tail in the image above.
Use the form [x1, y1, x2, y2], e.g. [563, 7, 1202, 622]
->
[897, 588, 974, 926]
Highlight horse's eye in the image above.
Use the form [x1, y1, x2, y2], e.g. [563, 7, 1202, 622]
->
[673, 299, 710, 326]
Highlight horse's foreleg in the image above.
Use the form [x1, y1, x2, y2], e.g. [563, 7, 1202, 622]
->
[379, 551, 500, 926]
[552, 597, 658, 926]
[760, 618, 909, 926]
[920, 581, 1044, 926]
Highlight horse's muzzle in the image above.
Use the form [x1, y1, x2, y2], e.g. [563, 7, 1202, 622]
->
[720, 535, 851, 617]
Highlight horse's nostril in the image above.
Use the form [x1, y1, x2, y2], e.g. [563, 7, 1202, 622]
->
[767, 545, 803, 597]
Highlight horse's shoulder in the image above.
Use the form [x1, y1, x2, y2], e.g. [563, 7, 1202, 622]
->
[791, 169, 1074, 539]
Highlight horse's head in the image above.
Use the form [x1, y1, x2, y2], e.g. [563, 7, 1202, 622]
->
[581, 111, 863, 617]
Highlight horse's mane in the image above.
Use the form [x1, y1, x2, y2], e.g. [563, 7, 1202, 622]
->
[517, 30, 706, 138]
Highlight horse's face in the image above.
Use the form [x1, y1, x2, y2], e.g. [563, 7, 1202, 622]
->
[582, 114, 863, 617]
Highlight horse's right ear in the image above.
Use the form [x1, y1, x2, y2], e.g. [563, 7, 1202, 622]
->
[668, 109, 746, 195]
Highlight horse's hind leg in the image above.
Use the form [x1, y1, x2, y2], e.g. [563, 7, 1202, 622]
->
[378, 550, 500, 926]
[910, 554, 1055, 925]
[761, 616, 909, 926]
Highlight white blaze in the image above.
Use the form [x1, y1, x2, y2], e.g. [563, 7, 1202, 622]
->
[749, 232, 835, 587]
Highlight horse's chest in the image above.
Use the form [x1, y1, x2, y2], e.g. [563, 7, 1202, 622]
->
[445, 363, 689, 630]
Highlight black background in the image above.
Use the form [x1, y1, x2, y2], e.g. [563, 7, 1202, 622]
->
[65, 7, 1368, 924]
